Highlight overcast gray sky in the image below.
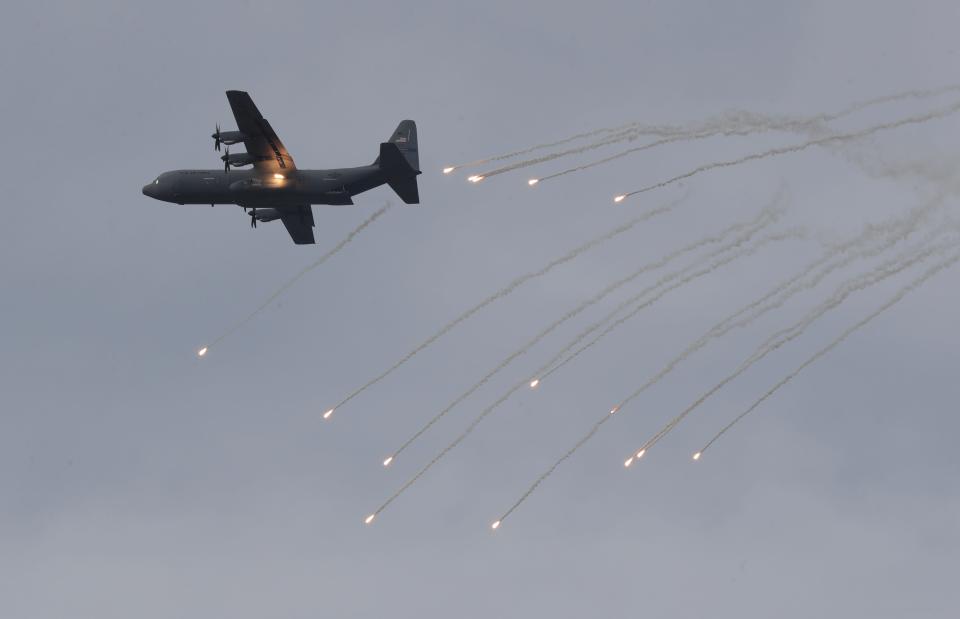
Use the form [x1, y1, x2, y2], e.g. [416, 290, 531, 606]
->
[2, 1, 960, 617]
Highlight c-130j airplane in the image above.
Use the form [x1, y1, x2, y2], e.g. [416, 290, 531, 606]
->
[142, 90, 420, 244]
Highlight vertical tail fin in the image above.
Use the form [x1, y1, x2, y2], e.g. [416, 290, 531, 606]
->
[387, 120, 419, 172]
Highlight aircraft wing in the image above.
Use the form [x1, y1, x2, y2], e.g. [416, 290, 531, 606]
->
[225, 90, 297, 174]
[279, 205, 315, 245]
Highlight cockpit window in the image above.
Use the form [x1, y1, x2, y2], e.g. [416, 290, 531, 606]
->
[154, 178, 159, 184]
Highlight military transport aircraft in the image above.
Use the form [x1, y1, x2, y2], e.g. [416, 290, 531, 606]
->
[142, 90, 420, 245]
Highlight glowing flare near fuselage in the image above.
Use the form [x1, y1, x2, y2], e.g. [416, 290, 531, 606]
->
[323, 408, 335, 420]
[383, 456, 394, 467]
[197, 346, 209, 358]
[273, 173, 285, 180]
[364, 514, 376, 525]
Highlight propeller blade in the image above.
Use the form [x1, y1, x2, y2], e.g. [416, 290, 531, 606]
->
[250, 208, 257, 228]
[213, 123, 221, 151]
[223, 146, 230, 174]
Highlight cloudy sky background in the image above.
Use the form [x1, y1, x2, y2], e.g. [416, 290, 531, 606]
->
[2, 1, 959, 617]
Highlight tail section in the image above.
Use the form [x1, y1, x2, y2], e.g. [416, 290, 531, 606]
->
[378, 120, 421, 204]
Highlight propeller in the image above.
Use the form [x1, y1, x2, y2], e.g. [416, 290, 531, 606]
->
[212, 123, 221, 151]
[223, 146, 231, 174]
[249, 207, 257, 228]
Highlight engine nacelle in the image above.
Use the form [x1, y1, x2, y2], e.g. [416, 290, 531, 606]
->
[251, 208, 282, 223]
[221, 152, 257, 167]
[216, 130, 246, 145]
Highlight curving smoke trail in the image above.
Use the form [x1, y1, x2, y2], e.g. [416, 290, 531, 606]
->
[322, 196, 685, 419]
[697, 249, 960, 458]
[543, 196, 947, 380]
[383, 204, 782, 465]
[492, 199, 947, 525]
[198, 203, 393, 356]
[629, 235, 959, 461]
[367, 202, 800, 519]
[471, 85, 960, 182]
[538, 85, 960, 183]
[617, 100, 960, 202]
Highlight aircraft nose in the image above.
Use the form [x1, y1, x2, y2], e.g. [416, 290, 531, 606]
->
[142, 182, 155, 197]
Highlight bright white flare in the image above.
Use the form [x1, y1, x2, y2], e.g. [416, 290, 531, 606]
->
[613, 195, 627, 203]
[529, 378, 540, 389]
[636, 448, 646, 459]
[323, 408, 335, 420]
[364, 514, 376, 525]
[468, 175, 485, 183]
[528, 178, 539, 186]
[692, 452, 702, 461]
[491, 520, 501, 530]
[197, 346, 209, 358]
[273, 173, 285, 180]
[443, 166, 455, 174]
[624, 457, 634, 468]
[609, 406, 620, 415]
[383, 456, 394, 467]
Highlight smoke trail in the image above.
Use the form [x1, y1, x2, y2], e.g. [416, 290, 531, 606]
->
[698, 249, 960, 457]
[631, 235, 959, 460]
[618, 100, 960, 201]
[474, 85, 960, 182]
[323, 196, 685, 418]
[384, 204, 781, 465]
[492, 200, 947, 525]
[198, 204, 393, 356]
[539, 85, 960, 183]
[443, 122, 649, 173]
[367, 204, 797, 519]
[543, 196, 946, 380]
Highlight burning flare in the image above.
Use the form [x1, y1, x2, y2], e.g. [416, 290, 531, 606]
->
[692, 451, 702, 461]
[364, 513, 376, 525]
[467, 175, 485, 183]
[197, 346, 209, 358]
[443, 166, 455, 174]
[624, 457, 634, 468]
[382, 456, 394, 467]
[613, 194, 627, 203]
[323, 408, 335, 420]
[529, 378, 540, 389]
[527, 178, 539, 186]
[491, 520, 501, 530]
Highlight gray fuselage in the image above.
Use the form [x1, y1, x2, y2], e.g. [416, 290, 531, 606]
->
[141, 165, 388, 208]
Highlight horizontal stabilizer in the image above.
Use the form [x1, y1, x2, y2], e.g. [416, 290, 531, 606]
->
[387, 176, 420, 204]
